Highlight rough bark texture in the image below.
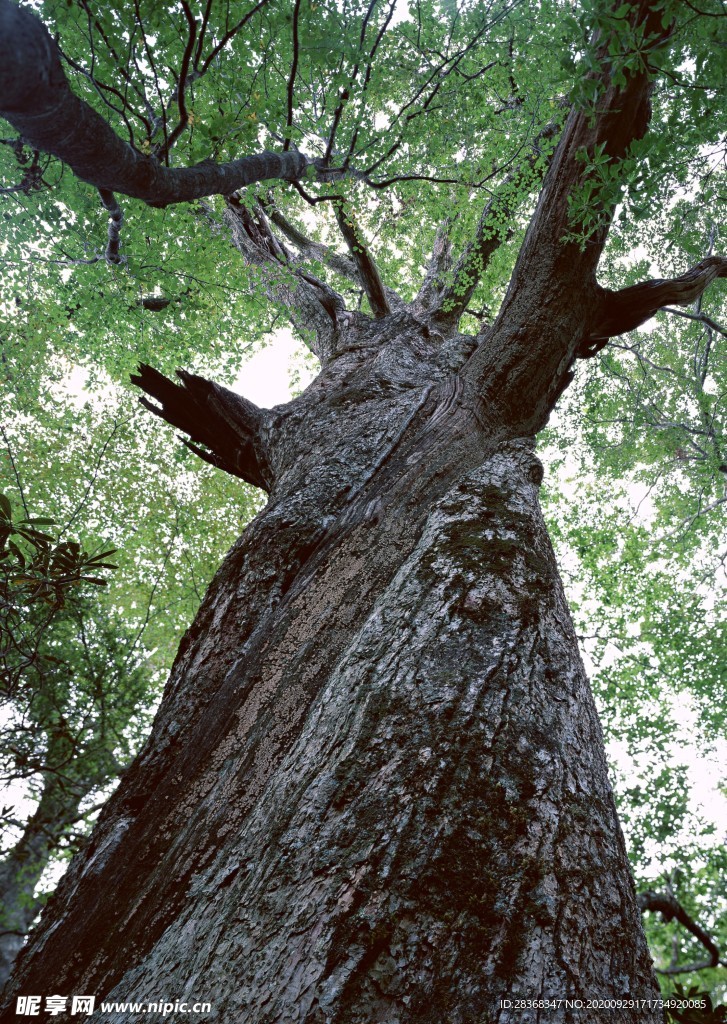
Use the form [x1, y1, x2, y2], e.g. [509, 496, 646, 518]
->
[4, 315, 660, 1022]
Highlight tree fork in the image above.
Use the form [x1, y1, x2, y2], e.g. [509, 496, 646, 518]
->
[0, 0, 310, 205]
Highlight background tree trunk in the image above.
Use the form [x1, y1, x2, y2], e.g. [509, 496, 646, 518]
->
[4, 314, 660, 1021]
[0, 776, 76, 989]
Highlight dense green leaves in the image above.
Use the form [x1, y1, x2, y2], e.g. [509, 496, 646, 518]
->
[0, 488, 151, 943]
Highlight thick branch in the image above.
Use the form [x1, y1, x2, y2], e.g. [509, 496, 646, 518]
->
[224, 197, 345, 362]
[333, 203, 390, 317]
[414, 220, 454, 314]
[581, 256, 727, 356]
[130, 364, 273, 490]
[0, 0, 309, 206]
[267, 204, 405, 310]
[638, 890, 723, 974]
[463, 0, 675, 433]
[266, 206, 360, 283]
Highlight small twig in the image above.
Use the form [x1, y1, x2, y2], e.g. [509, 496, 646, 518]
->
[0, 424, 30, 517]
[199, 0, 271, 76]
[663, 305, 727, 340]
[58, 417, 127, 538]
[155, 1, 198, 162]
[283, 0, 302, 152]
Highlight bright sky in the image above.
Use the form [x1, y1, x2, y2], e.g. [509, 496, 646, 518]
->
[234, 328, 315, 407]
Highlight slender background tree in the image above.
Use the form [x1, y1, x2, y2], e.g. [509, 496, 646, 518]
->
[0, 0, 725, 1019]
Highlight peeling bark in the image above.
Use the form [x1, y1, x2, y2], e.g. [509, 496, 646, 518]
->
[130, 364, 273, 490]
[223, 197, 345, 363]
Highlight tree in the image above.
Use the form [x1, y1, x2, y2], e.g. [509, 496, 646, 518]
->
[0, 0, 725, 1019]
[0, 355, 256, 981]
[0, 491, 154, 987]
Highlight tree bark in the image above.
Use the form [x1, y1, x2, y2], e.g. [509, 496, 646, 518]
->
[4, 313, 660, 1022]
[5, 0, 716, 1017]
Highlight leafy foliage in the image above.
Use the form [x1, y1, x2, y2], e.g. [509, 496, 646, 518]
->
[665, 984, 726, 1024]
[0, 490, 150, 948]
[540, 258, 726, 992]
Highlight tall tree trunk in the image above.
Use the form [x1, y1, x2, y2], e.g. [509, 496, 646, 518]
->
[0, 775, 77, 990]
[3, 313, 660, 1021]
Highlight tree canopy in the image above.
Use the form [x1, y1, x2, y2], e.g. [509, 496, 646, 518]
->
[1, 0, 726, 1000]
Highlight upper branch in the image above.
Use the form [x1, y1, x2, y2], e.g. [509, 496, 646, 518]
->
[130, 364, 273, 490]
[414, 220, 455, 314]
[152, 0, 198, 162]
[463, 0, 676, 434]
[98, 190, 123, 265]
[282, 0, 302, 152]
[267, 203, 405, 314]
[198, 0, 271, 76]
[581, 256, 727, 356]
[429, 123, 560, 331]
[638, 890, 723, 974]
[265, 205, 361, 283]
[0, 0, 309, 206]
[224, 196, 345, 362]
[333, 203, 390, 317]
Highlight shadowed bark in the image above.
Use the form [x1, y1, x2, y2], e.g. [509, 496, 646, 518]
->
[129, 364, 273, 490]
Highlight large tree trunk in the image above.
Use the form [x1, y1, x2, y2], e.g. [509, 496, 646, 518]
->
[3, 312, 660, 1021]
